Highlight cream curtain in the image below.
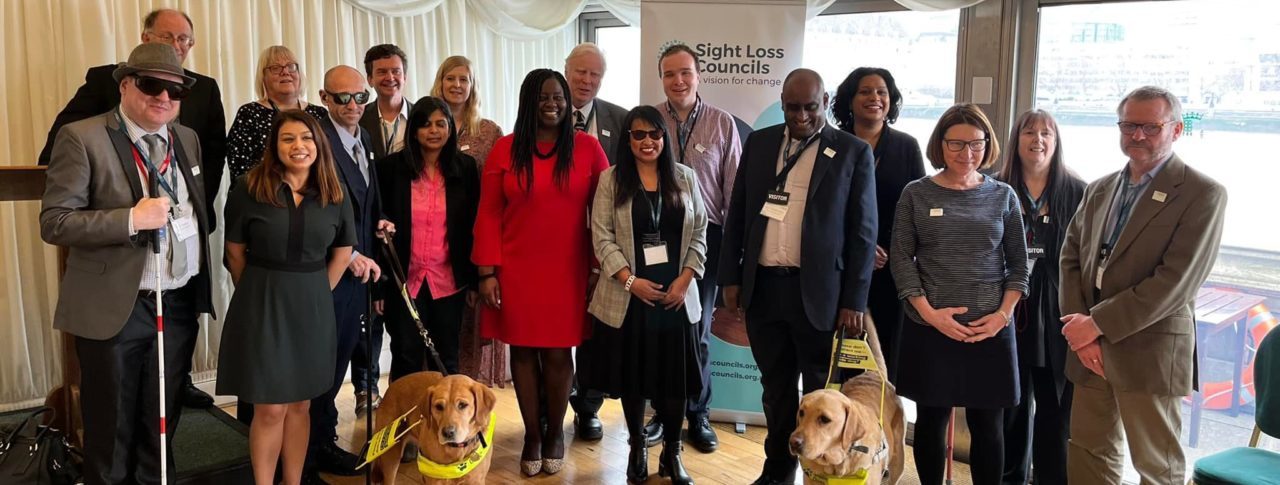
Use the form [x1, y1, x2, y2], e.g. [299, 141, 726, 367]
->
[0, 0, 576, 411]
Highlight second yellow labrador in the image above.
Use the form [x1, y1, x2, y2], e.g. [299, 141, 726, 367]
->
[789, 318, 905, 485]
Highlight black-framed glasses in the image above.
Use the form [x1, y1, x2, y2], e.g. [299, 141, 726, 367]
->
[265, 63, 299, 76]
[628, 129, 664, 141]
[1117, 120, 1176, 136]
[134, 76, 190, 100]
[324, 90, 370, 105]
[943, 139, 987, 152]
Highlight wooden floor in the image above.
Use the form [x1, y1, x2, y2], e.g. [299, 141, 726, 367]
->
[222, 376, 970, 484]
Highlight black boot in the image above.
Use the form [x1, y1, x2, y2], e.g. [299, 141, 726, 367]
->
[658, 442, 694, 485]
[626, 437, 649, 483]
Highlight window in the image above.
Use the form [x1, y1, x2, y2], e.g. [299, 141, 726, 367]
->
[804, 9, 961, 148]
[1035, 0, 1280, 478]
[595, 25, 642, 109]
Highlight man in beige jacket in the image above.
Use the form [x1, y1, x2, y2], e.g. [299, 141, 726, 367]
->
[1059, 85, 1227, 484]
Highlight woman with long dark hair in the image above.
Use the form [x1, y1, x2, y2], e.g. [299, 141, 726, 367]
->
[218, 110, 354, 485]
[471, 68, 609, 476]
[832, 67, 927, 383]
[376, 96, 480, 379]
[997, 109, 1085, 485]
[581, 106, 707, 484]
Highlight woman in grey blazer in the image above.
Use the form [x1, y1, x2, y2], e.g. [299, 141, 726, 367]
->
[581, 105, 707, 485]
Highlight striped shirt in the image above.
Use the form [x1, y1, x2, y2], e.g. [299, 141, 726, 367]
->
[656, 99, 741, 226]
[890, 175, 1029, 325]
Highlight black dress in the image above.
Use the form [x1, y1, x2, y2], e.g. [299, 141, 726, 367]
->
[580, 190, 703, 401]
[216, 182, 356, 404]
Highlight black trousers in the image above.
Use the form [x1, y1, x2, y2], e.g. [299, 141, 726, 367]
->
[308, 276, 367, 447]
[77, 286, 199, 485]
[384, 282, 465, 380]
[916, 405, 1005, 485]
[744, 269, 834, 481]
[687, 222, 721, 419]
[866, 267, 904, 384]
[1002, 365, 1072, 485]
[349, 314, 384, 393]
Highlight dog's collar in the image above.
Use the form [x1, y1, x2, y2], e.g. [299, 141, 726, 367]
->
[417, 411, 496, 479]
[799, 434, 890, 485]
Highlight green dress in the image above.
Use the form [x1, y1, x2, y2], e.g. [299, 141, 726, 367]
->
[217, 181, 356, 404]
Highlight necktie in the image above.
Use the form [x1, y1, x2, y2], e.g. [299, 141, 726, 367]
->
[353, 143, 369, 183]
[574, 110, 587, 132]
[143, 134, 187, 278]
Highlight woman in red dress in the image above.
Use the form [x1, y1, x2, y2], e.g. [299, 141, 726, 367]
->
[472, 68, 609, 476]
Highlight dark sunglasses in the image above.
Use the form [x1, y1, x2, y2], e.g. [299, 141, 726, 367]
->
[628, 129, 664, 141]
[325, 90, 370, 105]
[134, 76, 190, 100]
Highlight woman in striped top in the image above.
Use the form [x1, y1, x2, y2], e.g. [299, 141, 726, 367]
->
[890, 103, 1029, 485]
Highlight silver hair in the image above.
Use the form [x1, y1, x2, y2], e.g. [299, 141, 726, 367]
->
[565, 42, 607, 72]
[1117, 85, 1182, 121]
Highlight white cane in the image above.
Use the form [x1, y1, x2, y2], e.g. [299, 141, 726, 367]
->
[154, 230, 169, 484]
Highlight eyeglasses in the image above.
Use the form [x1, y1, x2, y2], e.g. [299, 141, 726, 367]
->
[1117, 120, 1176, 136]
[133, 76, 190, 100]
[147, 31, 194, 47]
[629, 129, 664, 141]
[265, 63, 300, 76]
[943, 139, 987, 152]
[324, 90, 370, 105]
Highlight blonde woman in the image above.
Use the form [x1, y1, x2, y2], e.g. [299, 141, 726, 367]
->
[226, 45, 328, 185]
[430, 55, 503, 166]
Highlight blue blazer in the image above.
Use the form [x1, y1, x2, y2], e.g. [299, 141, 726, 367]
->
[719, 124, 878, 331]
[321, 118, 382, 259]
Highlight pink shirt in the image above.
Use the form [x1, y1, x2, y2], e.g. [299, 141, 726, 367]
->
[407, 173, 459, 299]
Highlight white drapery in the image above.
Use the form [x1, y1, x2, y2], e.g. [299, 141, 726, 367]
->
[894, 0, 987, 11]
[0, 0, 575, 411]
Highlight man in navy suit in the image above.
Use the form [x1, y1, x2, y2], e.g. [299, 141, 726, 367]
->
[719, 69, 877, 485]
[306, 65, 391, 478]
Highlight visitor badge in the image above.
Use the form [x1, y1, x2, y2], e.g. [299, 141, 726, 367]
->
[1027, 244, 1046, 260]
[191, 165, 201, 176]
[695, 143, 707, 153]
[929, 208, 944, 217]
[823, 147, 836, 158]
[643, 243, 669, 266]
[761, 190, 790, 221]
[601, 129, 611, 137]
[1153, 191, 1167, 202]
[171, 213, 198, 242]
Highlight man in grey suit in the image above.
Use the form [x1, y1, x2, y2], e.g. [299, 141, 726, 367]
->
[1060, 85, 1227, 484]
[719, 69, 877, 485]
[40, 43, 213, 485]
[564, 41, 630, 441]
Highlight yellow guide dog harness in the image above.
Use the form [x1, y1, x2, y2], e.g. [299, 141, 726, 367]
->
[417, 411, 497, 479]
[804, 330, 891, 485]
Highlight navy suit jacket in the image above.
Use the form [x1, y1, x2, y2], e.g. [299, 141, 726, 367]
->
[320, 118, 381, 264]
[719, 124, 878, 331]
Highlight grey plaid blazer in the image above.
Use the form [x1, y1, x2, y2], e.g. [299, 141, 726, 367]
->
[588, 164, 708, 328]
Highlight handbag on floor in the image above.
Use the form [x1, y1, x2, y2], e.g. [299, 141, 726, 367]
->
[0, 408, 83, 485]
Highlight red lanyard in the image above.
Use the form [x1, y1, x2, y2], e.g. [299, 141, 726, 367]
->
[132, 146, 172, 183]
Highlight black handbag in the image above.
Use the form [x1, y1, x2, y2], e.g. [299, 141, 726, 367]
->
[0, 408, 82, 485]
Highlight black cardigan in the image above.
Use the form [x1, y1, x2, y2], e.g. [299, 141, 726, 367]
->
[867, 123, 927, 249]
[375, 150, 481, 294]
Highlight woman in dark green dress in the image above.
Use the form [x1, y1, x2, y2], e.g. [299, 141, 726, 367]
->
[217, 110, 355, 485]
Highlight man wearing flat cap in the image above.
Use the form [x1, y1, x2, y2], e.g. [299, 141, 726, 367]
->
[41, 42, 214, 485]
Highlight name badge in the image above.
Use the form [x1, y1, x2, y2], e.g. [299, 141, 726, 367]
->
[171, 212, 198, 242]
[695, 143, 707, 153]
[1096, 265, 1106, 290]
[761, 190, 790, 221]
[929, 208, 944, 217]
[191, 165, 201, 176]
[601, 129, 611, 137]
[1042, 215, 1050, 223]
[1153, 190, 1167, 202]
[460, 144, 471, 152]
[1027, 244, 1046, 260]
[643, 243, 669, 266]
[823, 147, 836, 158]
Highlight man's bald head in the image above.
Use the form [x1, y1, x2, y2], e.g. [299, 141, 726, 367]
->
[781, 69, 828, 140]
[321, 65, 369, 131]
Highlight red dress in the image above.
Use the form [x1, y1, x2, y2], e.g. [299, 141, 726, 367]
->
[473, 132, 609, 347]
